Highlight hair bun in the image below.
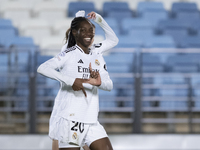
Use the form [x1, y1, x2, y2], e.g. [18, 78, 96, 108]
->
[75, 10, 85, 17]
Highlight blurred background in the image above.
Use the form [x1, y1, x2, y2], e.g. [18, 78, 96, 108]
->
[0, 0, 200, 149]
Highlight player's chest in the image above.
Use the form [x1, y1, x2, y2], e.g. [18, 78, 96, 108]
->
[65, 55, 101, 79]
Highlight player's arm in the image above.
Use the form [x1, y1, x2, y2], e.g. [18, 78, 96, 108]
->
[37, 52, 88, 96]
[98, 58, 113, 91]
[37, 52, 75, 86]
[88, 12, 119, 54]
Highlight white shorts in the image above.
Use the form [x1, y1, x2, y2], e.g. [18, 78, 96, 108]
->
[49, 117, 108, 148]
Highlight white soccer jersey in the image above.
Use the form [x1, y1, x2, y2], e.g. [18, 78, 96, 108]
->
[38, 12, 118, 141]
[61, 13, 119, 54]
[37, 45, 113, 124]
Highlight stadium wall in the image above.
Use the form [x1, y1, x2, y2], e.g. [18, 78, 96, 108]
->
[0, 134, 200, 150]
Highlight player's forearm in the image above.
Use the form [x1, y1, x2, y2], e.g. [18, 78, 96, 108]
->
[37, 62, 75, 86]
[99, 78, 113, 91]
[82, 83, 93, 90]
[94, 13, 119, 49]
[98, 71, 113, 91]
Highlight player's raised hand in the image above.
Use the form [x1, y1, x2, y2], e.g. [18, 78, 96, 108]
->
[87, 63, 101, 86]
[72, 78, 88, 97]
[90, 63, 99, 79]
[87, 11, 96, 19]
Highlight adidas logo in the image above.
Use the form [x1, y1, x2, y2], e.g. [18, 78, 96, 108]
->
[78, 59, 84, 64]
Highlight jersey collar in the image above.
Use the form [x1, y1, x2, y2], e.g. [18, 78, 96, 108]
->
[75, 44, 92, 55]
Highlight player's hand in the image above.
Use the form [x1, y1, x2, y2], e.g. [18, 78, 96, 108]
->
[72, 78, 88, 97]
[90, 63, 99, 79]
[87, 11, 96, 19]
[87, 63, 101, 86]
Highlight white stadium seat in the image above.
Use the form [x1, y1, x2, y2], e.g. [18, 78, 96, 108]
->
[52, 18, 74, 36]
[32, 1, 67, 25]
[18, 19, 52, 45]
[0, 1, 32, 26]
[39, 35, 65, 56]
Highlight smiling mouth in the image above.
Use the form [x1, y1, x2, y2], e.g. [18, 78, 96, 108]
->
[84, 38, 91, 42]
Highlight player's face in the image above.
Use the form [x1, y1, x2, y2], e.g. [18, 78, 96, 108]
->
[76, 20, 94, 49]
[89, 27, 95, 47]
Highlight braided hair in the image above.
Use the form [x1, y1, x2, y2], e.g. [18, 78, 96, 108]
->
[65, 17, 95, 48]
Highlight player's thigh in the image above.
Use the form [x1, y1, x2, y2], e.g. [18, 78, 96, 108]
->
[89, 137, 113, 150]
[52, 140, 59, 150]
[83, 145, 90, 150]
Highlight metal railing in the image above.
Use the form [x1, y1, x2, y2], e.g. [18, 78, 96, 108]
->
[0, 47, 200, 133]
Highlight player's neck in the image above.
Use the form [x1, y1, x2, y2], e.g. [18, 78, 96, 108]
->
[77, 44, 89, 54]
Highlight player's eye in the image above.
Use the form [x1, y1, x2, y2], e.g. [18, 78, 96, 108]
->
[80, 28, 86, 33]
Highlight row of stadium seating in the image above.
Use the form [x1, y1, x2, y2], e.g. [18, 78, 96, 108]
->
[1, 1, 200, 112]
[2, 48, 200, 110]
[1, 1, 200, 49]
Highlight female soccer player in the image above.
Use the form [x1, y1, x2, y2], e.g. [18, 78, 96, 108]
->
[37, 11, 118, 150]
[51, 10, 118, 150]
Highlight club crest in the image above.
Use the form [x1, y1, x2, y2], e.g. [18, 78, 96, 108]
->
[72, 132, 78, 140]
[95, 59, 100, 66]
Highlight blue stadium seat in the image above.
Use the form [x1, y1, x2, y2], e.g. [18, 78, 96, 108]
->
[106, 64, 132, 73]
[15, 88, 29, 96]
[103, 52, 135, 73]
[68, 2, 96, 17]
[142, 54, 164, 72]
[143, 89, 153, 96]
[159, 100, 188, 110]
[99, 89, 118, 108]
[0, 28, 17, 47]
[12, 51, 30, 72]
[157, 19, 190, 33]
[116, 35, 143, 48]
[17, 76, 29, 86]
[104, 52, 134, 64]
[193, 89, 200, 108]
[189, 19, 200, 34]
[14, 88, 29, 110]
[99, 89, 117, 96]
[137, 1, 165, 16]
[162, 28, 188, 47]
[0, 19, 13, 28]
[171, 2, 199, 18]
[167, 54, 199, 72]
[191, 74, 200, 86]
[103, 2, 131, 17]
[143, 35, 176, 48]
[9, 36, 35, 47]
[121, 18, 154, 35]
[106, 10, 133, 21]
[176, 11, 200, 22]
[0, 53, 9, 94]
[141, 10, 168, 27]
[153, 74, 187, 85]
[0, 53, 8, 72]
[111, 77, 134, 86]
[171, 2, 198, 13]
[129, 28, 154, 38]
[180, 35, 200, 48]
[172, 64, 198, 73]
[158, 89, 188, 96]
[36, 74, 46, 84]
[99, 98, 117, 108]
